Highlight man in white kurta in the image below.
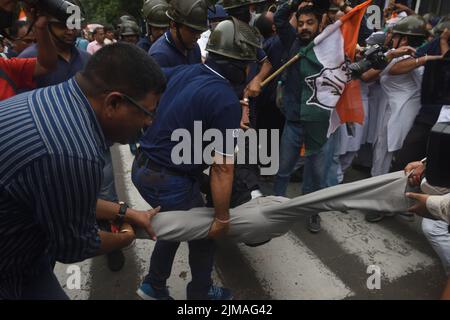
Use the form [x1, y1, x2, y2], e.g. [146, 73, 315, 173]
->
[371, 54, 424, 176]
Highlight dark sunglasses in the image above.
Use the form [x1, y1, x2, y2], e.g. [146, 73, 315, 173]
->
[120, 93, 157, 119]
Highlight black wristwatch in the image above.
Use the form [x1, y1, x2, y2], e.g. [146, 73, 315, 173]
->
[114, 201, 128, 226]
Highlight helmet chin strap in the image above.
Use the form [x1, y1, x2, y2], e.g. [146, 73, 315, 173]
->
[175, 22, 190, 53]
[208, 55, 248, 87]
[393, 35, 406, 50]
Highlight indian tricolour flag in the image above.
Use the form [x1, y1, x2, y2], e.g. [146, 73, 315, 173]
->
[301, 0, 372, 136]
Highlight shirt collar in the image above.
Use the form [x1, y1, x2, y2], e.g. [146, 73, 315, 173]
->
[67, 77, 108, 151]
[203, 64, 226, 80]
[204, 60, 227, 80]
[58, 46, 80, 64]
[164, 31, 190, 57]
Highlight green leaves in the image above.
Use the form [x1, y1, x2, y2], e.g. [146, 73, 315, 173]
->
[80, 0, 144, 25]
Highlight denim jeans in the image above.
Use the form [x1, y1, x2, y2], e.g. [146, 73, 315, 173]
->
[132, 159, 214, 298]
[274, 121, 327, 196]
[322, 129, 341, 188]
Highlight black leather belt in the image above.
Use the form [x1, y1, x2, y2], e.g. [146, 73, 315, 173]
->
[136, 149, 189, 177]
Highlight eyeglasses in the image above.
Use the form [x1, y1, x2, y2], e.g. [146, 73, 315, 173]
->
[120, 93, 157, 119]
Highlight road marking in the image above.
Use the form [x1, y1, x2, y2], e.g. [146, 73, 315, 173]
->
[237, 232, 354, 300]
[321, 211, 434, 282]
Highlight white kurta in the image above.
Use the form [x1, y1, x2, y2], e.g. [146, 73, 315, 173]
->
[366, 82, 384, 145]
[380, 56, 424, 152]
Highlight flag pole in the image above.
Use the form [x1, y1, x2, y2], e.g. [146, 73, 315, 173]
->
[260, 53, 301, 88]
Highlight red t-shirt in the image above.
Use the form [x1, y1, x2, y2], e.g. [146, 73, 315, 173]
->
[0, 57, 37, 101]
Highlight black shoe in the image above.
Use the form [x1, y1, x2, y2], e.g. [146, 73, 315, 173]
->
[107, 249, 125, 272]
[307, 214, 321, 233]
[365, 212, 385, 223]
[290, 167, 304, 183]
[244, 239, 272, 247]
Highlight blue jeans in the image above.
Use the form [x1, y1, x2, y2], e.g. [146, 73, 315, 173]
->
[131, 159, 214, 298]
[274, 121, 326, 196]
[322, 129, 341, 188]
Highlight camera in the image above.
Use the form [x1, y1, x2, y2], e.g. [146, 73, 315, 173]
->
[348, 45, 389, 78]
[24, 0, 79, 24]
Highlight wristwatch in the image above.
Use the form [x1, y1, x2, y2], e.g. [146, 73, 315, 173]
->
[114, 201, 128, 226]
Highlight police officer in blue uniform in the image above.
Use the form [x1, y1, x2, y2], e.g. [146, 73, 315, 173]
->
[139, 0, 170, 52]
[133, 18, 261, 300]
[222, 0, 273, 100]
[148, 0, 208, 67]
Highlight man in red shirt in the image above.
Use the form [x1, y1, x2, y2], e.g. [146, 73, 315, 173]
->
[0, 0, 57, 101]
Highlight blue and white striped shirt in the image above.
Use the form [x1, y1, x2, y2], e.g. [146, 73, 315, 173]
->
[0, 78, 106, 299]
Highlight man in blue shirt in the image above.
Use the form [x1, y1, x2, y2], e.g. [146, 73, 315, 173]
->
[133, 18, 261, 300]
[222, 0, 273, 100]
[0, 43, 166, 299]
[139, 0, 170, 52]
[18, 6, 127, 273]
[119, 20, 141, 45]
[18, 14, 90, 88]
[253, 12, 285, 152]
[148, 0, 208, 67]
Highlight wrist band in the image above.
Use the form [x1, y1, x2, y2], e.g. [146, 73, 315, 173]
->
[120, 229, 133, 233]
[215, 217, 230, 224]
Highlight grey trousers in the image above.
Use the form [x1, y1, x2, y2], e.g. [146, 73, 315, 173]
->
[137, 171, 413, 244]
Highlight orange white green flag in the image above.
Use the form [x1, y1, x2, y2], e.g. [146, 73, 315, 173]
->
[300, 0, 373, 136]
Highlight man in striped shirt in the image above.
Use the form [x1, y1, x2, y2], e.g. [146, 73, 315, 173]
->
[0, 43, 166, 299]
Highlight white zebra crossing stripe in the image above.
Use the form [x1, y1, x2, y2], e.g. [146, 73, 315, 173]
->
[321, 211, 435, 282]
[237, 232, 354, 300]
[110, 145, 150, 211]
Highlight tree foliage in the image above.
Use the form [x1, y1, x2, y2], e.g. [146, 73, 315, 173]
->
[79, 0, 220, 26]
[80, 0, 145, 25]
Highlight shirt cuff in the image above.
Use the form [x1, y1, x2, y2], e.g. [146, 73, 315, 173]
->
[426, 195, 450, 223]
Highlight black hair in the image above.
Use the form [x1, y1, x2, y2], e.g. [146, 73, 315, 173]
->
[104, 25, 114, 33]
[10, 20, 30, 38]
[227, 6, 251, 24]
[296, 5, 322, 23]
[93, 27, 104, 35]
[407, 35, 426, 48]
[255, 13, 274, 39]
[81, 43, 166, 100]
